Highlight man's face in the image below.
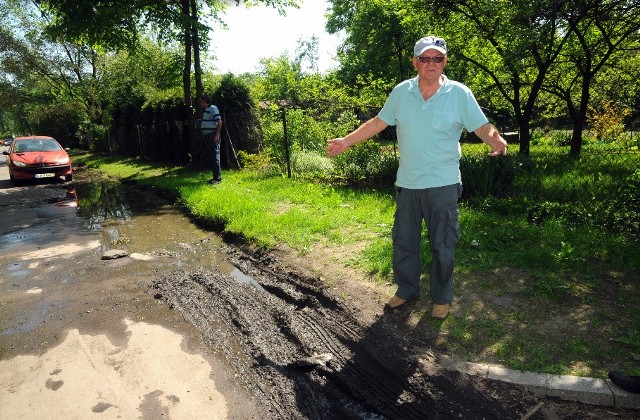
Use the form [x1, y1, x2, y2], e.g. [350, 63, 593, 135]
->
[413, 51, 447, 80]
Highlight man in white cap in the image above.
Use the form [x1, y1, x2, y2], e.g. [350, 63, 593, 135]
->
[326, 35, 507, 319]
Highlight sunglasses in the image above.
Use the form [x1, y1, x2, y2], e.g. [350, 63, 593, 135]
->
[417, 56, 445, 64]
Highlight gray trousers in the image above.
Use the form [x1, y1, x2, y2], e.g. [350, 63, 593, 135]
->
[392, 184, 462, 304]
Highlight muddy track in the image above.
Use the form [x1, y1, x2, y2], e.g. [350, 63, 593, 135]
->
[152, 246, 546, 419]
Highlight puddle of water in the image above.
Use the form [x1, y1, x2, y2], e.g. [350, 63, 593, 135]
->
[47, 186, 79, 208]
[2, 299, 68, 335]
[230, 267, 264, 291]
[1, 169, 260, 293]
[73, 172, 228, 272]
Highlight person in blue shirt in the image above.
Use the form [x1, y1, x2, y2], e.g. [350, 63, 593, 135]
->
[200, 94, 223, 184]
[326, 36, 508, 319]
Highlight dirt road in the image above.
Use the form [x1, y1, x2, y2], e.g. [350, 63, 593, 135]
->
[0, 153, 634, 419]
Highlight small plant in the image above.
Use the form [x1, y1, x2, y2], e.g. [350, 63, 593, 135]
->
[237, 151, 278, 176]
[290, 150, 334, 180]
[588, 100, 631, 144]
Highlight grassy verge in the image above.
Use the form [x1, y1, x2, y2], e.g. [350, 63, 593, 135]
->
[73, 152, 640, 378]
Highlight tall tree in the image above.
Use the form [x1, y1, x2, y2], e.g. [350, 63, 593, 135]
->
[327, 0, 420, 89]
[0, 1, 104, 138]
[545, 0, 640, 156]
[421, 0, 574, 155]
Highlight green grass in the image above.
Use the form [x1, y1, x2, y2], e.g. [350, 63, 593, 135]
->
[73, 152, 640, 378]
[75, 153, 396, 251]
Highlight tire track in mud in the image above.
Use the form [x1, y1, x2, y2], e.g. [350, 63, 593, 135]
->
[152, 247, 536, 419]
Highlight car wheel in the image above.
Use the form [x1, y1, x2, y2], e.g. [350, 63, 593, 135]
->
[65, 175, 73, 182]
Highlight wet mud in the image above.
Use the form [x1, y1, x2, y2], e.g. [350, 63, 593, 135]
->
[153, 248, 587, 419]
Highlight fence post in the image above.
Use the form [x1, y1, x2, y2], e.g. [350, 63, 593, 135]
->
[280, 104, 291, 178]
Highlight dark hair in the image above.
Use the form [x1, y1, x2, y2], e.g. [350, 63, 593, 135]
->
[201, 94, 212, 104]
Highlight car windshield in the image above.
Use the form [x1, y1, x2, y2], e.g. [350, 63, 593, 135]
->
[14, 139, 62, 152]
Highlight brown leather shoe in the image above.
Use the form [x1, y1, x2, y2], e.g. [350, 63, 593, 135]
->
[432, 303, 450, 319]
[385, 295, 408, 309]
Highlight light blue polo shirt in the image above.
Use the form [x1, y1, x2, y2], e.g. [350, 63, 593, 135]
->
[378, 75, 488, 189]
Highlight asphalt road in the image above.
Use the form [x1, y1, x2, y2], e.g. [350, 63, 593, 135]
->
[0, 150, 263, 419]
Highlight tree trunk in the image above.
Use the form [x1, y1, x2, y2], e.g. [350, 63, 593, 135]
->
[180, 0, 199, 167]
[516, 115, 531, 156]
[191, 0, 204, 106]
[569, 76, 591, 157]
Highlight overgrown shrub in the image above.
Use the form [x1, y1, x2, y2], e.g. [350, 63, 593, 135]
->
[332, 140, 398, 189]
[261, 114, 288, 173]
[549, 130, 572, 147]
[481, 168, 640, 243]
[285, 109, 329, 153]
[79, 122, 107, 152]
[211, 75, 263, 155]
[261, 106, 341, 175]
[237, 151, 279, 176]
[27, 101, 85, 148]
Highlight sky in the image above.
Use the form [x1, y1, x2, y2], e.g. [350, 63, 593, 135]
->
[206, 0, 343, 74]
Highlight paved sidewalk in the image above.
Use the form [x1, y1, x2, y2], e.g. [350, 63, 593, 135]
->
[440, 355, 640, 410]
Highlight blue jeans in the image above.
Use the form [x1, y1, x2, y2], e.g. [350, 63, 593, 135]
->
[392, 184, 462, 303]
[204, 133, 221, 181]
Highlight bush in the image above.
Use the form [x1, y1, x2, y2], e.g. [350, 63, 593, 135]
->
[237, 151, 279, 177]
[291, 150, 334, 180]
[80, 122, 107, 152]
[477, 168, 640, 243]
[211, 75, 263, 155]
[261, 106, 353, 176]
[588, 100, 630, 143]
[27, 101, 86, 148]
[332, 141, 398, 189]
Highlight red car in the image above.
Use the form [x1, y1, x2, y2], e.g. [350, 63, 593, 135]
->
[3, 136, 73, 184]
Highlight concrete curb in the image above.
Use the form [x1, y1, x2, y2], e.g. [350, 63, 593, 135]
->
[438, 355, 640, 410]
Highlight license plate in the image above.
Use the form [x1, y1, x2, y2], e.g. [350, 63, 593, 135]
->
[35, 173, 55, 178]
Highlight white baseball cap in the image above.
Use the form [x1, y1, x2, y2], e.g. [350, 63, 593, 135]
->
[414, 36, 447, 56]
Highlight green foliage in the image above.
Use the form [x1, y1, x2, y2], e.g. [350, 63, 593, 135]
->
[287, 109, 328, 153]
[78, 120, 107, 151]
[332, 140, 398, 189]
[474, 165, 640, 244]
[39, 0, 142, 49]
[210, 74, 262, 154]
[257, 55, 303, 103]
[327, 0, 422, 87]
[236, 151, 279, 176]
[101, 38, 184, 126]
[290, 150, 334, 180]
[459, 154, 521, 198]
[26, 100, 87, 147]
[588, 99, 631, 144]
[260, 105, 358, 176]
